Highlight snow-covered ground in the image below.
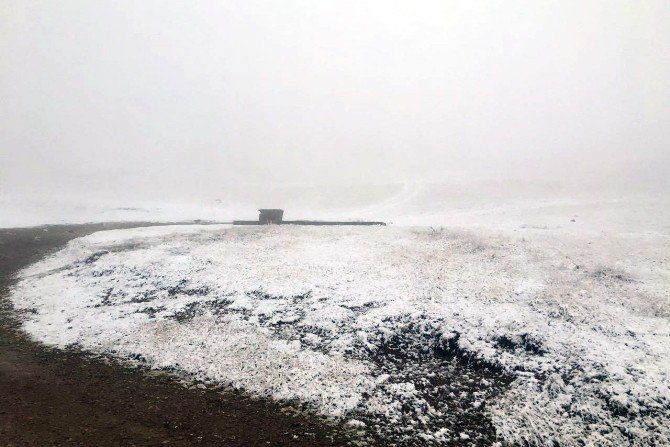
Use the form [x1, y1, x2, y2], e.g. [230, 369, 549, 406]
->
[9, 200, 670, 445]
[4, 174, 669, 232]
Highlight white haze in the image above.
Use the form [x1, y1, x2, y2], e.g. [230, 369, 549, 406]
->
[1, 1, 669, 224]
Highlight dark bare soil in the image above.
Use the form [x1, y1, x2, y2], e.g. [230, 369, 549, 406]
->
[0, 223, 362, 447]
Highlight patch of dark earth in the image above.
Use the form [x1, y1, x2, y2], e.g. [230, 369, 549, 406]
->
[0, 223, 365, 447]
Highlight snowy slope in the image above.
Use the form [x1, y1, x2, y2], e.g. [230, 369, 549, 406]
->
[4, 176, 669, 232]
[10, 222, 670, 445]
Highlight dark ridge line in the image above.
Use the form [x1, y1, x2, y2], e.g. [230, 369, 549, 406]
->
[233, 220, 386, 226]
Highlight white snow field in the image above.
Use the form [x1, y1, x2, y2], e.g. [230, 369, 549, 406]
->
[7, 189, 670, 446]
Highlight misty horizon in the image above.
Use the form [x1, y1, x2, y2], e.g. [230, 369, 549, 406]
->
[2, 1, 669, 208]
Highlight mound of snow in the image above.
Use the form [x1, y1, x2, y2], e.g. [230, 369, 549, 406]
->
[10, 225, 670, 445]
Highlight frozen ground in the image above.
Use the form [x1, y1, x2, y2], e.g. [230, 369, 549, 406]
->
[9, 199, 670, 445]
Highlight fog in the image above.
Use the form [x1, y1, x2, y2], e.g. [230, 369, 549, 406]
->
[1, 1, 669, 217]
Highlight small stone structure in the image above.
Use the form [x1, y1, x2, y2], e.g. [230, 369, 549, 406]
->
[258, 209, 284, 225]
[232, 209, 385, 226]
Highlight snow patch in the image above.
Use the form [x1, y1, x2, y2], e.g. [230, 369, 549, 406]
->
[9, 225, 670, 445]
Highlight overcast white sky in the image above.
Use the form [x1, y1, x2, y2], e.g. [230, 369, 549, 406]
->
[1, 1, 668, 202]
